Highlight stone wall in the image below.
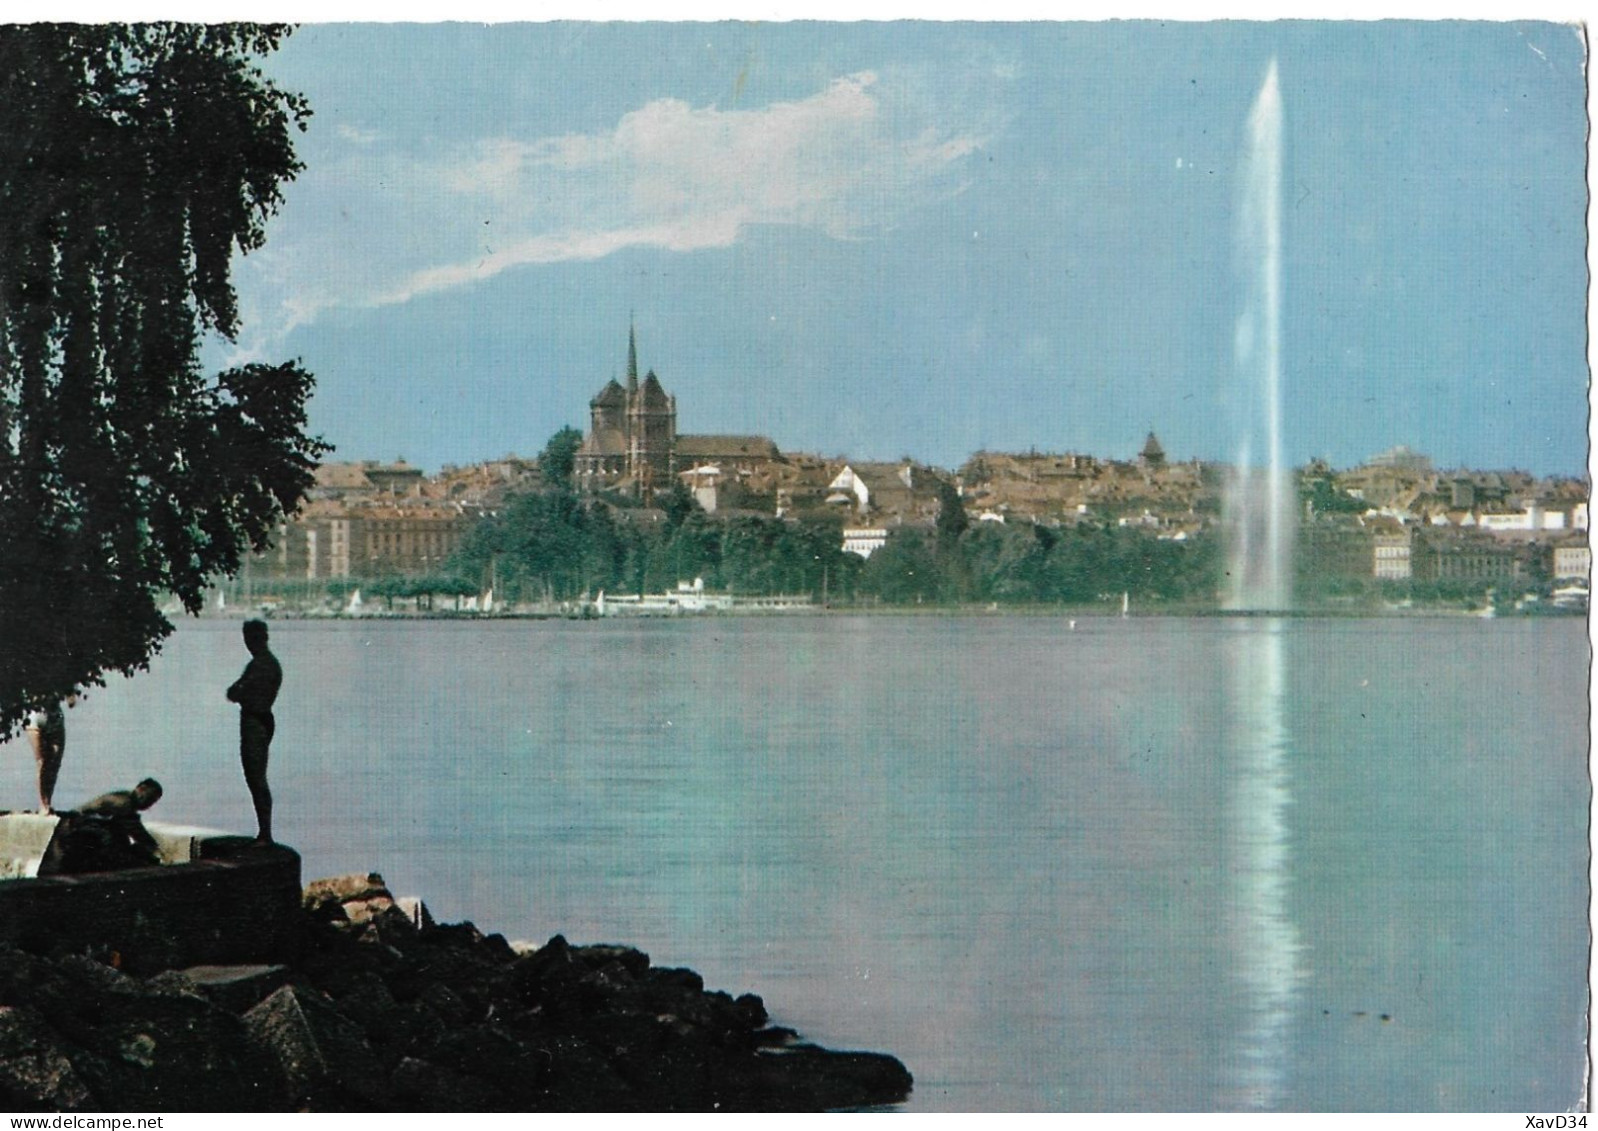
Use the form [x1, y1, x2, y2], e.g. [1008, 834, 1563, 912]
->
[0, 837, 302, 975]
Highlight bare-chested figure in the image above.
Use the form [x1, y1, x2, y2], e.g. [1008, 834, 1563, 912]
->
[39, 778, 163, 875]
[227, 619, 282, 845]
[80, 778, 164, 862]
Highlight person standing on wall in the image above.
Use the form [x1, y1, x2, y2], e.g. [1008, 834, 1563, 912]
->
[25, 694, 75, 814]
[227, 619, 282, 845]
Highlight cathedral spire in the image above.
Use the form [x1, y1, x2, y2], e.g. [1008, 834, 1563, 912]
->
[626, 317, 639, 393]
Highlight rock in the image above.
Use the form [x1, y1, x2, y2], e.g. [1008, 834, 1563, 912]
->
[422, 921, 488, 951]
[535, 1032, 635, 1111]
[634, 1042, 720, 1109]
[524, 933, 573, 972]
[428, 1024, 542, 1105]
[51, 955, 126, 993]
[503, 938, 566, 991]
[62, 978, 283, 1112]
[416, 982, 472, 1028]
[140, 970, 212, 1003]
[243, 984, 386, 1111]
[360, 905, 419, 948]
[0, 877, 915, 1112]
[571, 944, 650, 979]
[0, 945, 61, 1007]
[394, 896, 435, 931]
[388, 1055, 505, 1111]
[302, 896, 350, 928]
[575, 1008, 683, 1070]
[612, 971, 737, 1033]
[365, 1000, 447, 1065]
[303, 873, 391, 906]
[580, 960, 637, 995]
[116, 1032, 157, 1069]
[340, 895, 397, 925]
[735, 1045, 914, 1111]
[752, 1026, 800, 1047]
[303, 873, 394, 934]
[648, 966, 704, 994]
[308, 968, 397, 1033]
[0, 1005, 94, 1111]
[297, 918, 403, 984]
[478, 933, 517, 964]
[386, 936, 505, 1017]
[176, 965, 292, 1016]
[733, 993, 768, 1028]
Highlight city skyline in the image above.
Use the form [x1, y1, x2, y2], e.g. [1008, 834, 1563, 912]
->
[202, 22, 1587, 477]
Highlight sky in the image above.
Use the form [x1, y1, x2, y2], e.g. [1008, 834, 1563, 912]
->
[203, 20, 1590, 477]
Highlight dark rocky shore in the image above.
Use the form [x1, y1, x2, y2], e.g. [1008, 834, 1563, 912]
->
[0, 871, 911, 1112]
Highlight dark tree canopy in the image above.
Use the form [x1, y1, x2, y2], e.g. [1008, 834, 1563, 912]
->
[536, 425, 584, 489]
[935, 477, 968, 545]
[0, 24, 326, 732]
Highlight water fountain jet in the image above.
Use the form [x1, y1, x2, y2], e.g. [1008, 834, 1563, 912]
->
[1224, 59, 1296, 612]
[1218, 61, 1306, 1109]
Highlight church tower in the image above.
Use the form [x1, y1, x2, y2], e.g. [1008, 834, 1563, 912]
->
[620, 321, 676, 496]
[574, 321, 679, 496]
[626, 319, 639, 396]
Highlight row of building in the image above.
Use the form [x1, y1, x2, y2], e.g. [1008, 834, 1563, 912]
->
[1304, 516, 1591, 587]
[246, 328, 1588, 590]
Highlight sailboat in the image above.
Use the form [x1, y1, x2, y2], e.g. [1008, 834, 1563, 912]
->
[1121, 591, 1129, 618]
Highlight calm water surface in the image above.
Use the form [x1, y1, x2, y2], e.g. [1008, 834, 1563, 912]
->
[7, 615, 1586, 1111]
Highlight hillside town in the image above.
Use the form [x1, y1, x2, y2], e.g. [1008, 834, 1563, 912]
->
[241, 329, 1590, 613]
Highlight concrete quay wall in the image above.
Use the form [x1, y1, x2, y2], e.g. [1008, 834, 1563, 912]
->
[0, 836, 302, 974]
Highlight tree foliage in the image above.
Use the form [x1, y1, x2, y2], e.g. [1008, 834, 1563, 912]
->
[660, 480, 699, 533]
[0, 24, 326, 730]
[859, 529, 943, 604]
[454, 489, 630, 603]
[860, 521, 1221, 607]
[450, 482, 1227, 611]
[1301, 478, 1367, 515]
[935, 477, 969, 546]
[536, 425, 583, 489]
[451, 489, 863, 605]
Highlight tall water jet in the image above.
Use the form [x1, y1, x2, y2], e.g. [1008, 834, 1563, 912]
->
[1224, 59, 1296, 611]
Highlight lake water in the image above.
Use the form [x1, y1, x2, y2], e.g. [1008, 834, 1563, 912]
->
[5, 614, 1587, 1112]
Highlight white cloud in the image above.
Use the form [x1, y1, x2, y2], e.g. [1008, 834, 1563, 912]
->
[429, 71, 964, 255]
[335, 123, 379, 145]
[372, 219, 746, 308]
[235, 69, 986, 342]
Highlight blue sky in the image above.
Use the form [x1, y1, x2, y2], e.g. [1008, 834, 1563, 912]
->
[210, 20, 1589, 476]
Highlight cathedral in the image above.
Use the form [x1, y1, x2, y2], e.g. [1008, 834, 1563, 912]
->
[573, 325, 783, 500]
[573, 324, 678, 494]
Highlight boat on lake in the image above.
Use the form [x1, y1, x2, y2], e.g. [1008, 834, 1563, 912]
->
[595, 578, 813, 616]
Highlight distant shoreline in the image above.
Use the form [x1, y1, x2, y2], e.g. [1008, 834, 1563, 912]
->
[187, 602, 1585, 623]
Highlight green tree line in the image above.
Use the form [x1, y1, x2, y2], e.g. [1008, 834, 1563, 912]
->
[449, 486, 866, 604]
[447, 483, 1222, 609]
[857, 520, 1221, 607]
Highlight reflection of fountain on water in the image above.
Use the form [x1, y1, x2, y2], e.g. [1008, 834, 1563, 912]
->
[1224, 58, 1296, 612]
[1222, 621, 1304, 1109]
